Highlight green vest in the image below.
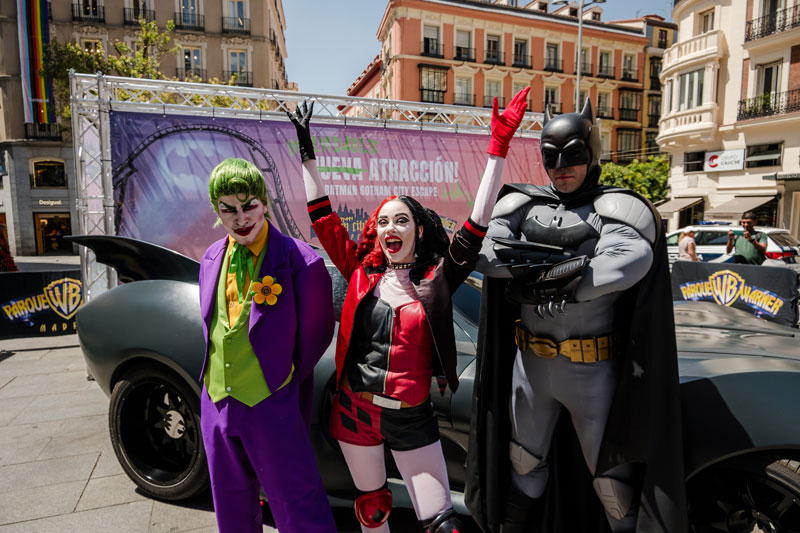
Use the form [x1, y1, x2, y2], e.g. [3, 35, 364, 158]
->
[203, 242, 292, 406]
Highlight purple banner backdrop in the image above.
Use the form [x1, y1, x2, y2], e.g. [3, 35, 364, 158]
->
[110, 111, 546, 260]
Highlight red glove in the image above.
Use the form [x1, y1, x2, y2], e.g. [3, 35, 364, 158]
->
[487, 86, 530, 158]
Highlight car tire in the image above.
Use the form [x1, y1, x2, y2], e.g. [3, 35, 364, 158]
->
[687, 456, 800, 532]
[109, 365, 209, 501]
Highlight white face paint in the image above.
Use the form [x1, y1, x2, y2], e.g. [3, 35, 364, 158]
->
[216, 194, 268, 246]
[376, 200, 421, 264]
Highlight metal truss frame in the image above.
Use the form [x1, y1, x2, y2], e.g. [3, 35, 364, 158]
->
[70, 72, 543, 300]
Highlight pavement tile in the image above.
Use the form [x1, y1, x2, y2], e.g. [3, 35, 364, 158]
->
[75, 474, 148, 512]
[59, 414, 108, 436]
[0, 375, 12, 390]
[0, 335, 79, 353]
[0, 479, 85, 526]
[0, 500, 153, 532]
[36, 429, 110, 461]
[0, 453, 98, 493]
[9, 387, 107, 425]
[0, 419, 63, 443]
[148, 496, 218, 533]
[0, 357, 87, 379]
[91, 448, 125, 479]
[0, 370, 94, 400]
[0, 436, 51, 467]
[0, 396, 35, 426]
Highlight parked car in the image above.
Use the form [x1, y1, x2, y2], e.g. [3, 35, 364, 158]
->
[70, 235, 800, 532]
[667, 224, 800, 264]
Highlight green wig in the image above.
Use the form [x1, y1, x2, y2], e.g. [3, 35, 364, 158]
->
[208, 158, 269, 216]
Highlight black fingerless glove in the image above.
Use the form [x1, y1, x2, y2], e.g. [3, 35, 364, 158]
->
[286, 100, 316, 162]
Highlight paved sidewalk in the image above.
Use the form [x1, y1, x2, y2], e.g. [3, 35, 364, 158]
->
[0, 334, 267, 533]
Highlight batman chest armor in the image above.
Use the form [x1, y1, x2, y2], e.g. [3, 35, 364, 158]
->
[520, 202, 601, 256]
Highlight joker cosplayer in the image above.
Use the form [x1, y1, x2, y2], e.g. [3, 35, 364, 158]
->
[198, 158, 337, 533]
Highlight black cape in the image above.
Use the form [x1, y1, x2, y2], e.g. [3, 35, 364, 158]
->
[464, 184, 688, 533]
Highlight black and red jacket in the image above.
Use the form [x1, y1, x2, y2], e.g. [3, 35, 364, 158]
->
[309, 196, 486, 398]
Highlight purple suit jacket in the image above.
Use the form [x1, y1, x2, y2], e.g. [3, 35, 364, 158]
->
[198, 222, 334, 425]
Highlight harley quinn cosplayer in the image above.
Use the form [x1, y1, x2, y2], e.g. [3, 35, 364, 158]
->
[198, 158, 336, 532]
[288, 88, 529, 533]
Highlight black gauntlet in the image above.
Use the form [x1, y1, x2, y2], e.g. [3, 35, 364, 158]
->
[286, 100, 316, 162]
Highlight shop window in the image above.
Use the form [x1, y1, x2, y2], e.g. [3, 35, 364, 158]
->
[31, 160, 67, 188]
[684, 151, 705, 173]
[745, 142, 782, 168]
[34, 213, 72, 255]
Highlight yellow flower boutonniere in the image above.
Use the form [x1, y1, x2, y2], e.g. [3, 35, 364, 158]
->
[252, 276, 282, 306]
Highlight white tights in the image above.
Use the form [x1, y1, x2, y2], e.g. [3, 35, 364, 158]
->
[339, 440, 452, 533]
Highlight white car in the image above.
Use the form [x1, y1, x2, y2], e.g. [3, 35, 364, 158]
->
[666, 224, 800, 264]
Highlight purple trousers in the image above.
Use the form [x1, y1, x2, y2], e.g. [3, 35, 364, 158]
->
[200, 380, 336, 533]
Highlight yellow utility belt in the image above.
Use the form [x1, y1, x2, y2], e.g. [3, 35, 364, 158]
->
[514, 321, 615, 363]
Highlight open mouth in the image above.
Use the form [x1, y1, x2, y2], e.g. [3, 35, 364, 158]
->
[385, 236, 403, 254]
[233, 224, 255, 236]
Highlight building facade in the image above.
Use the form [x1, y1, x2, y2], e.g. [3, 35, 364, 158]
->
[656, 0, 800, 234]
[0, 0, 291, 255]
[347, 0, 650, 166]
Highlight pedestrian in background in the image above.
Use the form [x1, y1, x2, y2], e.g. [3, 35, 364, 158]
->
[726, 211, 767, 265]
[678, 229, 699, 261]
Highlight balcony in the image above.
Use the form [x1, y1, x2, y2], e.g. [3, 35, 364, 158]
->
[597, 64, 614, 78]
[745, 5, 800, 41]
[597, 106, 614, 119]
[222, 17, 251, 34]
[648, 114, 661, 128]
[619, 108, 639, 121]
[174, 12, 204, 31]
[620, 68, 639, 82]
[484, 95, 505, 108]
[454, 46, 475, 62]
[662, 30, 725, 78]
[24, 122, 62, 141]
[421, 39, 444, 58]
[485, 50, 505, 65]
[123, 8, 154, 25]
[176, 67, 206, 81]
[657, 38, 668, 49]
[574, 62, 593, 76]
[512, 54, 531, 68]
[454, 93, 475, 106]
[544, 58, 563, 72]
[737, 89, 800, 121]
[224, 70, 253, 87]
[657, 103, 718, 144]
[72, 3, 104, 22]
[420, 88, 446, 104]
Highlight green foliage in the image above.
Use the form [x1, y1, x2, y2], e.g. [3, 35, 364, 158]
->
[599, 155, 670, 204]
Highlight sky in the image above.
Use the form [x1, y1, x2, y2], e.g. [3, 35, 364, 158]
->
[283, 0, 675, 97]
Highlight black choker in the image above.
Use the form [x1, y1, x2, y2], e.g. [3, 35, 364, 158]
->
[387, 261, 415, 270]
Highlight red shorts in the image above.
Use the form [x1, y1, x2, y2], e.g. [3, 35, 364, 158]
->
[329, 387, 439, 451]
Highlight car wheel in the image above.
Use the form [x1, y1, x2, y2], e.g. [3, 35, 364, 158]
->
[109, 365, 209, 500]
[687, 457, 800, 532]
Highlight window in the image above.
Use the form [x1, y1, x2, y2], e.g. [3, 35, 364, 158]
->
[622, 54, 636, 80]
[537, 1, 547, 11]
[545, 43, 560, 70]
[658, 29, 668, 48]
[183, 47, 202, 71]
[420, 66, 446, 103]
[592, 12, 600, 21]
[619, 90, 640, 121]
[229, 50, 246, 73]
[598, 51, 612, 77]
[648, 97, 661, 126]
[455, 77, 473, 105]
[684, 151, 705, 172]
[745, 142, 782, 168]
[512, 81, 528, 105]
[180, 0, 200, 25]
[616, 129, 641, 162]
[645, 132, 658, 154]
[665, 79, 673, 112]
[576, 47, 589, 74]
[700, 9, 715, 33]
[485, 79, 501, 107]
[757, 61, 781, 95]
[601, 133, 611, 161]
[455, 30, 472, 60]
[597, 92, 611, 117]
[227, 0, 244, 19]
[545, 86, 559, 113]
[486, 34, 501, 63]
[569, 7, 578, 16]
[82, 39, 101, 53]
[423, 25, 441, 56]
[132, 0, 151, 17]
[513, 39, 528, 66]
[31, 160, 67, 188]
[679, 69, 704, 110]
[650, 59, 662, 80]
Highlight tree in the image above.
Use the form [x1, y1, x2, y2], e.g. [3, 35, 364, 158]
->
[599, 155, 670, 204]
[41, 19, 178, 120]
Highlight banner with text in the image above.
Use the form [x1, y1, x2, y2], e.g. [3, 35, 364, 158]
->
[109, 112, 546, 260]
[671, 261, 799, 327]
[0, 269, 82, 339]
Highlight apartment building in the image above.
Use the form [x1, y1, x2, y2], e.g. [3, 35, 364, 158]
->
[0, 0, 290, 255]
[347, 0, 650, 165]
[656, 0, 800, 234]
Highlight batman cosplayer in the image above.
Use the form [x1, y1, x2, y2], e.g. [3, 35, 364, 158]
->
[464, 101, 687, 533]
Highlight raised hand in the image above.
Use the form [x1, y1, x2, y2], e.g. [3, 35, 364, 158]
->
[286, 100, 316, 162]
[487, 86, 530, 158]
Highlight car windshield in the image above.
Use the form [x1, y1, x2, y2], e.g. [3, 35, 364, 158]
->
[696, 230, 740, 246]
[769, 233, 800, 247]
[452, 272, 482, 326]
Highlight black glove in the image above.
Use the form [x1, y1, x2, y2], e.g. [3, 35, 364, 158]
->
[505, 255, 589, 317]
[286, 100, 315, 162]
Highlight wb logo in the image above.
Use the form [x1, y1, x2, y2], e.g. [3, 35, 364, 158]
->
[44, 279, 83, 320]
[709, 270, 744, 307]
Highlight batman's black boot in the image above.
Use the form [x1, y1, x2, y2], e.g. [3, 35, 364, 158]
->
[500, 486, 536, 533]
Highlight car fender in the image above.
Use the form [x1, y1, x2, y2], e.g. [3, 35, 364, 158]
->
[77, 279, 205, 396]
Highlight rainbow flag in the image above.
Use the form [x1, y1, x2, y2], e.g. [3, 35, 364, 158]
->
[17, 0, 55, 124]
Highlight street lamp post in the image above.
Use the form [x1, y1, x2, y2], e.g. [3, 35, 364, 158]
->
[553, 0, 606, 112]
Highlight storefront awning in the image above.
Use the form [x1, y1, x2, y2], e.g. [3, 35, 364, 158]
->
[656, 197, 703, 214]
[704, 195, 775, 220]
